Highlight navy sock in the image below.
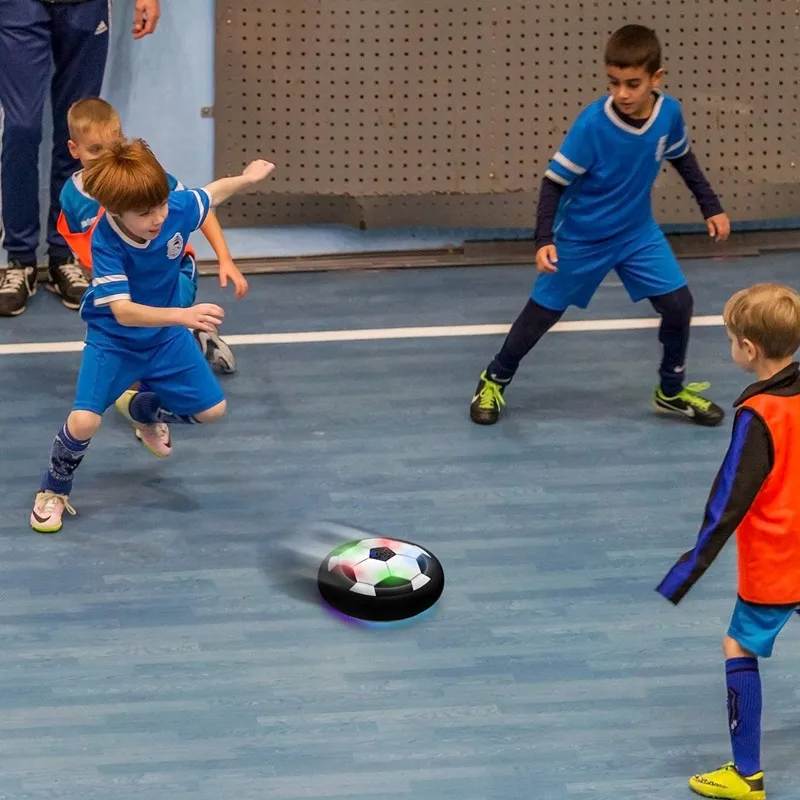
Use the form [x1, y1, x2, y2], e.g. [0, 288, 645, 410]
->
[41, 423, 91, 495]
[649, 286, 693, 397]
[487, 299, 564, 383]
[726, 656, 762, 776]
[129, 391, 201, 425]
[129, 391, 162, 424]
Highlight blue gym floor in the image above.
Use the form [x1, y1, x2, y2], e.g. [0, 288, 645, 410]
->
[0, 252, 798, 800]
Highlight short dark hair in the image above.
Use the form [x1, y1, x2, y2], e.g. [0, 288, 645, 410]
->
[605, 25, 662, 74]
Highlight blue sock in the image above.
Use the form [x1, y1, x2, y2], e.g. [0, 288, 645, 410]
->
[129, 391, 201, 425]
[41, 423, 91, 495]
[726, 657, 762, 776]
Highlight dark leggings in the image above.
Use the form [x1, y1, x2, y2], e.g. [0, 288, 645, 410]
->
[486, 285, 693, 396]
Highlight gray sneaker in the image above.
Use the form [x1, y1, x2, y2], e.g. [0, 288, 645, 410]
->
[193, 325, 237, 374]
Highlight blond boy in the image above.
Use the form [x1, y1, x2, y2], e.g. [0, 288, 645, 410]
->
[658, 283, 800, 799]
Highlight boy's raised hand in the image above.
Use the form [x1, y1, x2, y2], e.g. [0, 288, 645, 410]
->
[243, 160, 276, 185]
[219, 259, 249, 300]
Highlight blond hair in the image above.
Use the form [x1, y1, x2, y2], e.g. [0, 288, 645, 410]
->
[82, 138, 170, 216]
[723, 283, 800, 359]
[67, 97, 121, 142]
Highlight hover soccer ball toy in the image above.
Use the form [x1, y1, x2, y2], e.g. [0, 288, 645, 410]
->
[317, 536, 445, 622]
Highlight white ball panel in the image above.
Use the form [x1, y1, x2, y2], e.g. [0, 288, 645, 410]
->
[411, 574, 431, 590]
[330, 544, 372, 572]
[350, 582, 377, 596]
[352, 559, 390, 585]
[386, 554, 422, 581]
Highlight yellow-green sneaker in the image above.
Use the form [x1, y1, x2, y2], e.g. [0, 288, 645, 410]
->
[689, 762, 765, 799]
[653, 381, 725, 427]
[469, 370, 507, 425]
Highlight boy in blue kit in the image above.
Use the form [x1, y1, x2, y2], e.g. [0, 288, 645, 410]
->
[470, 25, 731, 427]
[58, 97, 244, 373]
[657, 283, 800, 800]
[29, 139, 276, 533]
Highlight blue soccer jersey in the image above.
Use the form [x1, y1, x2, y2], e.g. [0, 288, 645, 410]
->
[80, 188, 212, 348]
[60, 169, 183, 234]
[544, 91, 690, 244]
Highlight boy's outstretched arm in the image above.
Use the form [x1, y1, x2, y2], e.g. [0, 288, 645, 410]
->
[204, 160, 275, 208]
[199, 211, 249, 299]
[656, 409, 772, 605]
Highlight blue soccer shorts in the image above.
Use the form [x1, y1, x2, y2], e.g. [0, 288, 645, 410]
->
[727, 597, 798, 658]
[73, 328, 224, 416]
[177, 252, 199, 308]
[532, 223, 687, 311]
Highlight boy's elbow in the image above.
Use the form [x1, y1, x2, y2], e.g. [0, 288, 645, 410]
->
[109, 298, 134, 326]
[203, 188, 218, 209]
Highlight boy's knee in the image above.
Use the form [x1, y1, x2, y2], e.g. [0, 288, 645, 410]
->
[723, 634, 755, 660]
[194, 399, 226, 424]
[66, 409, 102, 440]
[651, 285, 693, 323]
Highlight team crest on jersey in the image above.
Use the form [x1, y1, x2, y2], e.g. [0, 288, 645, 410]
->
[655, 135, 668, 162]
[167, 232, 184, 260]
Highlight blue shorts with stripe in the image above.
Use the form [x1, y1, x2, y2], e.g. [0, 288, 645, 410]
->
[532, 223, 687, 311]
[73, 327, 224, 416]
[728, 597, 799, 658]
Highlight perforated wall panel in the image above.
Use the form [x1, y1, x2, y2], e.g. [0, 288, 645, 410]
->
[214, 1, 799, 229]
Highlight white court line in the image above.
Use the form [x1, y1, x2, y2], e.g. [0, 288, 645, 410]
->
[0, 314, 725, 356]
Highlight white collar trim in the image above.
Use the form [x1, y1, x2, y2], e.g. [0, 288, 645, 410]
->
[107, 213, 151, 249]
[72, 170, 94, 200]
[604, 91, 663, 135]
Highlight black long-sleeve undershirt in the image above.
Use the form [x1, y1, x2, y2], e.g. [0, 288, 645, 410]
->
[534, 100, 725, 250]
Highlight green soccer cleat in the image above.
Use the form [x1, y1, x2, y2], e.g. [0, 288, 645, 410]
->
[652, 381, 725, 427]
[689, 762, 765, 799]
[469, 370, 507, 425]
